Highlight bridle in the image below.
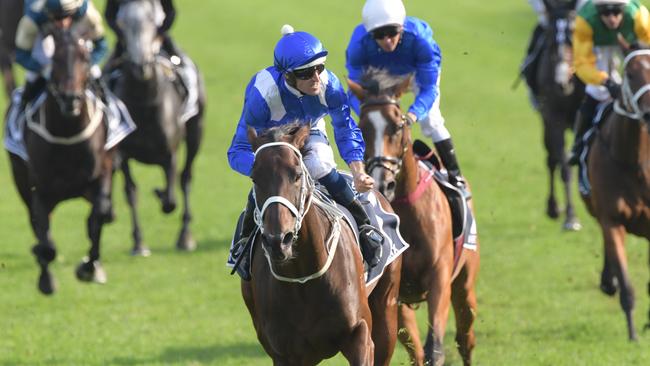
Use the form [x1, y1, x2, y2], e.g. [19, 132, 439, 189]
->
[614, 50, 650, 120]
[361, 96, 413, 177]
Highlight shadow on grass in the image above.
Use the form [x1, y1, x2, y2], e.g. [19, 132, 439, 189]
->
[109, 341, 265, 365]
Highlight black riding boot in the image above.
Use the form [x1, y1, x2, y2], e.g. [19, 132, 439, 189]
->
[231, 196, 256, 281]
[435, 138, 471, 200]
[522, 23, 545, 96]
[20, 76, 46, 111]
[568, 95, 599, 165]
[345, 199, 384, 268]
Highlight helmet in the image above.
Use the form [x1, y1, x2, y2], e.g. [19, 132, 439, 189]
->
[273, 25, 328, 73]
[592, 0, 629, 5]
[45, 0, 86, 19]
[362, 0, 406, 32]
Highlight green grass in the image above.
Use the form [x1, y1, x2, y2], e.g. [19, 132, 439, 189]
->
[2, 0, 650, 365]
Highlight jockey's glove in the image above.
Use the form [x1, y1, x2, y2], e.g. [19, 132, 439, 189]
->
[603, 79, 621, 100]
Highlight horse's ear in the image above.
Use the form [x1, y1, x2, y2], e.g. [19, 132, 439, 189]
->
[292, 124, 310, 149]
[394, 76, 412, 98]
[347, 79, 367, 102]
[247, 126, 260, 151]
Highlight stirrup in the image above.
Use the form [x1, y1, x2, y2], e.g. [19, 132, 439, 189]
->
[231, 237, 252, 281]
[359, 225, 383, 267]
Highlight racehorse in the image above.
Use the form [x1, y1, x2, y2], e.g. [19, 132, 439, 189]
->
[110, 0, 205, 255]
[241, 123, 402, 365]
[534, 0, 584, 230]
[349, 69, 480, 366]
[581, 47, 650, 341]
[0, 0, 23, 97]
[7, 26, 114, 294]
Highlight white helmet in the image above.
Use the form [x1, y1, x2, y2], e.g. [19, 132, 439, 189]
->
[362, 0, 406, 32]
[592, 0, 629, 5]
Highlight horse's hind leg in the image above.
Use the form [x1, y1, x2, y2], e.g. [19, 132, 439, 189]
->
[122, 158, 150, 256]
[154, 153, 177, 214]
[602, 222, 637, 340]
[560, 149, 581, 231]
[176, 116, 203, 251]
[30, 193, 57, 295]
[398, 303, 425, 366]
[451, 255, 479, 366]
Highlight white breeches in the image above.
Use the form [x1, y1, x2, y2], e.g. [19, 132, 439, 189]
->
[414, 76, 450, 143]
[303, 119, 338, 180]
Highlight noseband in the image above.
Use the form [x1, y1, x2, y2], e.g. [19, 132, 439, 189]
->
[252, 142, 314, 238]
[361, 97, 413, 176]
[614, 50, 650, 120]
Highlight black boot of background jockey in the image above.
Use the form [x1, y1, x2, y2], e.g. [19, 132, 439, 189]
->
[320, 169, 383, 269]
[19, 76, 46, 111]
[567, 95, 600, 165]
[522, 24, 545, 97]
[231, 192, 256, 281]
[434, 139, 471, 200]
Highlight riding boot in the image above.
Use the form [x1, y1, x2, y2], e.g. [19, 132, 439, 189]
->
[232, 195, 256, 281]
[319, 169, 383, 268]
[522, 23, 545, 97]
[20, 76, 46, 111]
[435, 138, 471, 200]
[568, 95, 599, 165]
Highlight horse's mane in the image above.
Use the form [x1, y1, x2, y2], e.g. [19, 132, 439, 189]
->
[257, 121, 312, 155]
[361, 67, 412, 95]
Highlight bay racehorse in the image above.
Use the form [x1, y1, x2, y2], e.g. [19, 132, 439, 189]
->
[110, 0, 205, 255]
[0, 0, 23, 97]
[6, 26, 114, 294]
[581, 47, 650, 340]
[349, 70, 480, 366]
[241, 123, 402, 365]
[535, 0, 584, 230]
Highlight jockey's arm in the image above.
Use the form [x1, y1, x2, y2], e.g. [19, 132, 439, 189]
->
[634, 5, 650, 45]
[158, 0, 176, 34]
[409, 37, 441, 122]
[228, 117, 255, 177]
[572, 16, 607, 85]
[82, 2, 108, 67]
[344, 25, 368, 117]
[14, 16, 42, 73]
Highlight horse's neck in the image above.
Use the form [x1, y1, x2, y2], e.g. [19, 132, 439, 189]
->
[605, 115, 650, 166]
[123, 67, 161, 102]
[44, 95, 91, 135]
[395, 145, 419, 197]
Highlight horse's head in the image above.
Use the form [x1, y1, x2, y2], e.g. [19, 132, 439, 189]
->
[618, 47, 650, 127]
[543, 0, 578, 90]
[47, 26, 91, 117]
[248, 123, 312, 262]
[117, 0, 160, 80]
[348, 68, 411, 201]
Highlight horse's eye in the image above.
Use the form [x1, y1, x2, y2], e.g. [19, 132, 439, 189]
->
[295, 172, 303, 182]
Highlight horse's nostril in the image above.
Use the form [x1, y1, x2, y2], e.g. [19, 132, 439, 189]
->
[386, 181, 396, 193]
[282, 232, 294, 246]
[643, 112, 650, 122]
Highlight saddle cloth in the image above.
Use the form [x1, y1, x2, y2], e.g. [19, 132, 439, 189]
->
[227, 179, 409, 287]
[3, 87, 136, 161]
[578, 101, 613, 196]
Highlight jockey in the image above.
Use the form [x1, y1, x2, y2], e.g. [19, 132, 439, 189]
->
[15, 0, 108, 107]
[522, 0, 587, 106]
[228, 26, 384, 280]
[568, 0, 650, 164]
[346, 0, 471, 199]
[105, 0, 183, 67]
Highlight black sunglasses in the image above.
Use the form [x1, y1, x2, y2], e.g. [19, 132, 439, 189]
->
[597, 5, 623, 16]
[292, 64, 325, 80]
[371, 26, 401, 40]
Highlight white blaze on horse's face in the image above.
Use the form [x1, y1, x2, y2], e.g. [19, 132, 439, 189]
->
[367, 110, 387, 182]
[118, 1, 159, 68]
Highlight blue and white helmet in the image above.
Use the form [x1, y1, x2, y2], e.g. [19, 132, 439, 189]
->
[45, 0, 87, 18]
[273, 25, 328, 73]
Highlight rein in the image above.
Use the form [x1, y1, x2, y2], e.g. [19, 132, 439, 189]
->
[614, 50, 650, 119]
[253, 141, 344, 284]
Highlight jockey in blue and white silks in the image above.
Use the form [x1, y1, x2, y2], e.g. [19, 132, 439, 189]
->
[227, 26, 384, 280]
[15, 0, 107, 105]
[346, 0, 470, 199]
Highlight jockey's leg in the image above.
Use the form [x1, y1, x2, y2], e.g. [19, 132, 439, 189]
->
[522, 23, 545, 97]
[232, 191, 255, 281]
[568, 94, 599, 165]
[319, 169, 383, 268]
[20, 73, 46, 110]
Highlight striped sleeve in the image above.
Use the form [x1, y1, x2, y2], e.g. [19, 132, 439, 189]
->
[573, 16, 607, 85]
[634, 5, 650, 44]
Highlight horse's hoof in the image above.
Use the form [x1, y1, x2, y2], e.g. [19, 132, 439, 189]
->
[562, 219, 582, 232]
[131, 246, 152, 257]
[176, 231, 196, 252]
[162, 201, 176, 214]
[600, 281, 618, 296]
[546, 203, 560, 219]
[76, 258, 107, 284]
[38, 271, 56, 295]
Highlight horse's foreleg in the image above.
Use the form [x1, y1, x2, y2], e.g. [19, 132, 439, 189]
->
[76, 183, 107, 285]
[155, 153, 177, 214]
[30, 193, 57, 295]
[451, 254, 479, 366]
[341, 319, 374, 366]
[176, 117, 202, 251]
[368, 259, 401, 366]
[560, 157, 581, 231]
[602, 222, 637, 340]
[543, 121, 561, 219]
[122, 158, 149, 256]
[424, 264, 452, 366]
[398, 303, 424, 365]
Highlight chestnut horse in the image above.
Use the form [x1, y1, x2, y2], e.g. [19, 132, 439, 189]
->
[582, 48, 650, 340]
[535, 0, 584, 230]
[0, 0, 23, 97]
[349, 70, 480, 366]
[241, 123, 402, 365]
[6, 27, 114, 294]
